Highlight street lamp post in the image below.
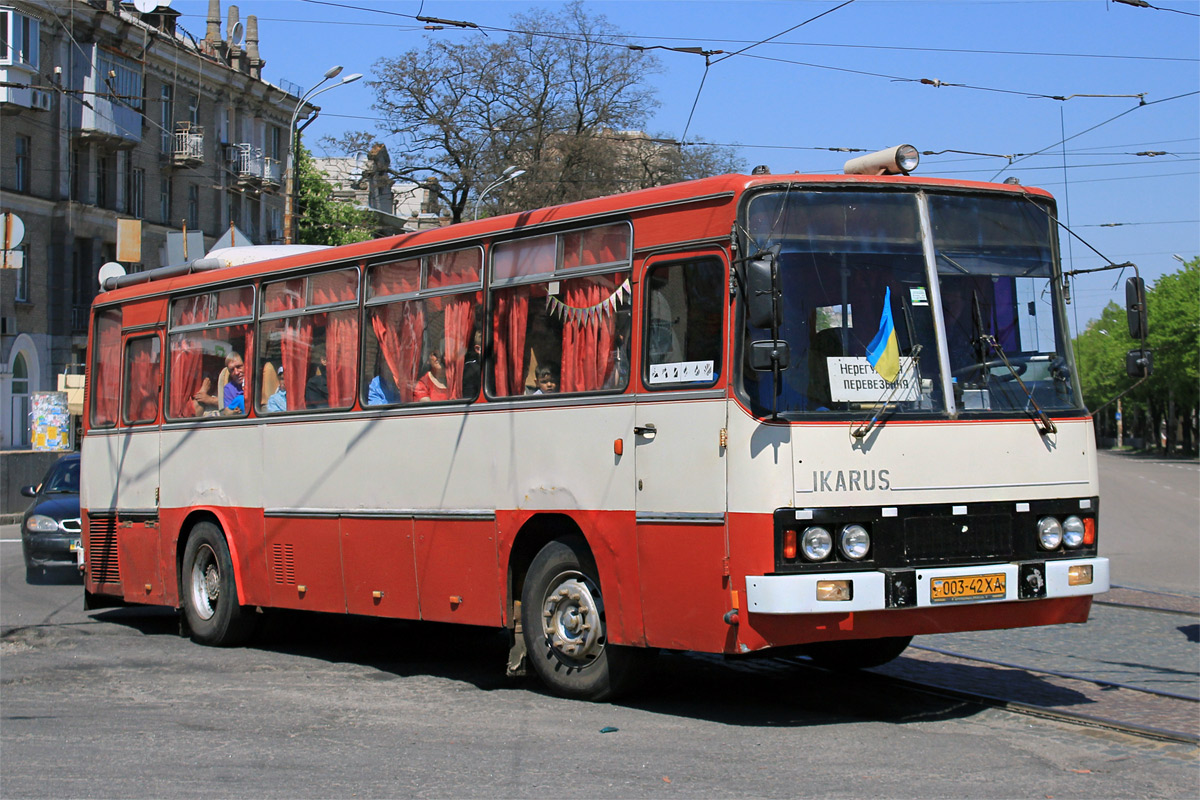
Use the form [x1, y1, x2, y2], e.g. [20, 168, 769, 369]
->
[473, 166, 527, 220]
[283, 65, 363, 244]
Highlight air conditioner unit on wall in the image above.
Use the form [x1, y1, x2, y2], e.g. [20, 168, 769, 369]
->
[30, 89, 52, 111]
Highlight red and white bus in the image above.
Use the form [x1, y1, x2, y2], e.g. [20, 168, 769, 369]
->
[82, 152, 1114, 699]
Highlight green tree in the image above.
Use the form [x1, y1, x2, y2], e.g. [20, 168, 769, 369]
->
[1072, 257, 1199, 452]
[293, 140, 375, 247]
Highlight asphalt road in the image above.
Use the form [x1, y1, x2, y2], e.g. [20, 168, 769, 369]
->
[1095, 451, 1199, 595]
[2, 451, 1197, 798]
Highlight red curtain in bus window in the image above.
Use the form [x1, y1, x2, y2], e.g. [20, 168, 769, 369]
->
[324, 308, 358, 407]
[281, 317, 313, 410]
[561, 273, 625, 393]
[168, 335, 203, 418]
[168, 298, 209, 418]
[125, 339, 159, 423]
[492, 286, 530, 396]
[93, 310, 122, 426]
[370, 300, 424, 403]
[436, 293, 476, 397]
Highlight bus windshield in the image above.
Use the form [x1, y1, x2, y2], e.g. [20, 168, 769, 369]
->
[741, 189, 1081, 418]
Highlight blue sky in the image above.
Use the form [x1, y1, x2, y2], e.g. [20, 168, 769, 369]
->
[169, 0, 1199, 329]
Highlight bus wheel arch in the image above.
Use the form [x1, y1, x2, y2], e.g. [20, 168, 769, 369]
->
[177, 516, 256, 646]
[518, 528, 645, 701]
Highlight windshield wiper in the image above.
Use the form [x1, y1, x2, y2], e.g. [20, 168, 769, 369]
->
[979, 335, 1057, 435]
[851, 345, 922, 441]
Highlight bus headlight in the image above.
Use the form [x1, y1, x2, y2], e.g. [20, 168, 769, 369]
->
[26, 514, 59, 533]
[1062, 516, 1086, 549]
[1037, 517, 1063, 550]
[839, 525, 871, 560]
[801, 527, 833, 561]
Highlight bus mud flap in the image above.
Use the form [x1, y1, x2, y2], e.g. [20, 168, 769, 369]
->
[506, 599, 528, 677]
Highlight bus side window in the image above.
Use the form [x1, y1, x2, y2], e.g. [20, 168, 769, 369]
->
[123, 335, 161, 424]
[261, 269, 359, 413]
[491, 272, 631, 397]
[91, 307, 122, 428]
[643, 259, 724, 389]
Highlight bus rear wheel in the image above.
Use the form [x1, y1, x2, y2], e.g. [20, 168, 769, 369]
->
[803, 635, 912, 670]
[181, 522, 255, 646]
[521, 537, 642, 701]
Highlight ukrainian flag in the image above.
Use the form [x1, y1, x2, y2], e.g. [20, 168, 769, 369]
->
[866, 286, 900, 383]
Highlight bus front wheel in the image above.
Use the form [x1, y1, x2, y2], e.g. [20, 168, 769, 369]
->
[803, 635, 912, 670]
[181, 522, 255, 646]
[521, 537, 642, 701]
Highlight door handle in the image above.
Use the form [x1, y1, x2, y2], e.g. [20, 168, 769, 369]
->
[634, 424, 657, 438]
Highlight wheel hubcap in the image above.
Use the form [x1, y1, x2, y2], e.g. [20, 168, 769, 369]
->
[541, 573, 604, 664]
[189, 544, 219, 621]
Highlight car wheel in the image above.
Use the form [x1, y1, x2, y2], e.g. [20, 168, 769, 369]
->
[521, 536, 644, 701]
[181, 522, 256, 646]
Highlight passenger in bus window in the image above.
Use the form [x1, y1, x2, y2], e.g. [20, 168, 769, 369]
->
[531, 364, 559, 394]
[192, 376, 219, 416]
[460, 331, 482, 400]
[266, 366, 288, 412]
[222, 353, 246, 415]
[413, 344, 451, 402]
[305, 345, 329, 409]
[366, 365, 401, 405]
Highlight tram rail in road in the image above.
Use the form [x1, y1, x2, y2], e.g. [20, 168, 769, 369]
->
[861, 585, 1200, 745]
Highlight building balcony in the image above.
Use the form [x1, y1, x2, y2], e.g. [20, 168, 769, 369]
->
[172, 124, 205, 166]
[228, 144, 281, 190]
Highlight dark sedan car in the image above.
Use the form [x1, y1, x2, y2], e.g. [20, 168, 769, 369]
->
[20, 453, 82, 582]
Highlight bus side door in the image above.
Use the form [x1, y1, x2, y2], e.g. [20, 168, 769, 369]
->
[634, 252, 732, 651]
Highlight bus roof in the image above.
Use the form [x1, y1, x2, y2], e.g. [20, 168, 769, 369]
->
[95, 172, 1053, 307]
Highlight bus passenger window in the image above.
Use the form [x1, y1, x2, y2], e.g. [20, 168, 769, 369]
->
[167, 288, 254, 419]
[643, 259, 724, 389]
[490, 272, 631, 398]
[91, 307, 122, 427]
[123, 335, 161, 424]
[260, 269, 359, 413]
[362, 249, 483, 407]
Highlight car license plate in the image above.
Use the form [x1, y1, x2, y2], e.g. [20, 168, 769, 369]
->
[930, 573, 1006, 603]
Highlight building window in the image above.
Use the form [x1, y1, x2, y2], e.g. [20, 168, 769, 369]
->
[188, 93, 199, 124]
[1, 8, 39, 68]
[187, 184, 199, 229]
[128, 168, 145, 218]
[14, 134, 30, 192]
[160, 84, 174, 153]
[69, 148, 82, 201]
[268, 125, 282, 161]
[97, 155, 114, 209]
[14, 244, 28, 302]
[160, 176, 172, 224]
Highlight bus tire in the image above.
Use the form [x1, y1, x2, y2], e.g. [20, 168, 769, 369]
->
[181, 522, 255, 647]
[521, 537, 642, 701]
[803, 635, 912, 671]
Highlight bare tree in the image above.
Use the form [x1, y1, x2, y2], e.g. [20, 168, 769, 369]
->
[331, 2, 667, 222]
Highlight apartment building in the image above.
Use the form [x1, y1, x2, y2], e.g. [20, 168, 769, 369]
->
[1, 0, 308, 455]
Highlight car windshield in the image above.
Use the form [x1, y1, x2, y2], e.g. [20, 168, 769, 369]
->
[741, 188, 1081, 418]
[43, 460, 80, 494]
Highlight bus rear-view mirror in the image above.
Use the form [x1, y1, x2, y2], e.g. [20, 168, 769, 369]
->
[746, 258, 778, 329]
[748, 340, 790, 372]
[1126, 348, 1152, 378]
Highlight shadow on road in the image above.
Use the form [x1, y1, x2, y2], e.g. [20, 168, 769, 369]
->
[25, 566, 84, 586]
[88, 605, 988, 728]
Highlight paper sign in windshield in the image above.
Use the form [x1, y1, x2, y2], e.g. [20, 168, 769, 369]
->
[648, 360, 714, 385]
[828, 357, 919, 402]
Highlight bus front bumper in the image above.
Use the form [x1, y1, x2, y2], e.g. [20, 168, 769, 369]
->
[745, 557, 1109, 615]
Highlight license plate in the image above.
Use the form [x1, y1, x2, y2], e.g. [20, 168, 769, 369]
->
[930, 573, 1006, 603]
